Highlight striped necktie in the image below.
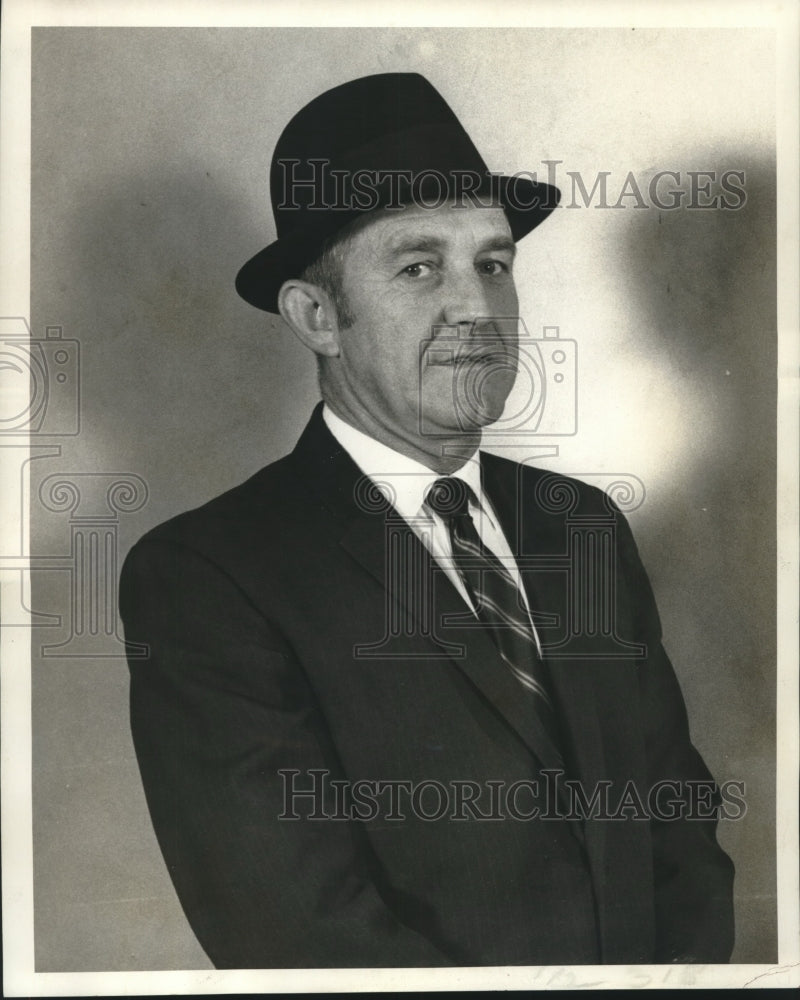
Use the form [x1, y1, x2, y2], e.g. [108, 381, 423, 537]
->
[425, 476, 564, 762]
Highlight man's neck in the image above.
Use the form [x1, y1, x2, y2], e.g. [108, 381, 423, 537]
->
[323, 399, 481, 475]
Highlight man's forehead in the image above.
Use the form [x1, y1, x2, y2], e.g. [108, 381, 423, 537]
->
[354, 203, 514, 254]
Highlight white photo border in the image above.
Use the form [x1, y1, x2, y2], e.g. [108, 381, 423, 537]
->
[2, 0, 798, 993]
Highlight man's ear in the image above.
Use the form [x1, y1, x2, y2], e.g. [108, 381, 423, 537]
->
[277, 280, 340, 357]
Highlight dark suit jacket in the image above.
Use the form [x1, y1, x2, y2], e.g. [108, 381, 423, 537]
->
[120, 404, 734, 968]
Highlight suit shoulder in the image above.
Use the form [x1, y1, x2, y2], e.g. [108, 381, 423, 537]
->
[481, 451, 616, 517]
[128, 451, 302, 559]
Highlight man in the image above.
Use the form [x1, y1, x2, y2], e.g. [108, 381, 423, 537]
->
[120, 73, 735, 968]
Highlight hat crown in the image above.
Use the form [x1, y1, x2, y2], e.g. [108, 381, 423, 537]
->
[274, 73, 460, 167]
[268, 72, 487, 226]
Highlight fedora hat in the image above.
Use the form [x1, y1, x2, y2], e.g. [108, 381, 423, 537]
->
[235, 73, 560, 313]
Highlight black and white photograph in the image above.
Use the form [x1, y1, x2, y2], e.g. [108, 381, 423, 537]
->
[1, 0, 798, 993]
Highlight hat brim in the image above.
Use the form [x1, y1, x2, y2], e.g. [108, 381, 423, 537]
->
[235, 177, 560, 314]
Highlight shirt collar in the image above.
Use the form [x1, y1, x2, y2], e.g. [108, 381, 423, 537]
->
[322, 404, 490, 523]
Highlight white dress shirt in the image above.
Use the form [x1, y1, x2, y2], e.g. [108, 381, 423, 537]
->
[323, 405, 543, 653]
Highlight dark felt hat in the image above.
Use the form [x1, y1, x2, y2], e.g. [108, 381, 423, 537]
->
[235, 73, 560, 313]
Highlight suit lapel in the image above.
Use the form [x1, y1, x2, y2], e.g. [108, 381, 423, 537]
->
[290, 409, 571, 769]
[339, 491, 568, 773]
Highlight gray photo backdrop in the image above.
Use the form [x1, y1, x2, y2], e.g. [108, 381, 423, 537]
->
[30, 27, 776, 969]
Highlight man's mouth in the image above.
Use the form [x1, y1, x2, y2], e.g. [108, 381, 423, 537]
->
[427, 348, 512, 368]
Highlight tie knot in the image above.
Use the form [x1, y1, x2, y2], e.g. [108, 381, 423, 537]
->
[425, 477, 473, 519]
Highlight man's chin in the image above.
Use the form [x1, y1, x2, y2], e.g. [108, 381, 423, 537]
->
[421, 405, 505, 437]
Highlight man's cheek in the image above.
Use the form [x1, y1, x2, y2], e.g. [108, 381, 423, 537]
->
[492, 282, 519, 319]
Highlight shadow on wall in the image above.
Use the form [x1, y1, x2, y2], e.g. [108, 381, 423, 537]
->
[31, 165, 315, 972]
[622, 154, 777, 964]
[38, 164, 317, 533]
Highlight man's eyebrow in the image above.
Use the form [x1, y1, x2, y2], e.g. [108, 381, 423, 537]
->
[380, 234, 517, 258]
[382, 235, 447, 257]
[479, 236, 517, 257]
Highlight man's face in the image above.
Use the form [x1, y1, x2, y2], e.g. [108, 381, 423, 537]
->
[330, 202, 520, 456]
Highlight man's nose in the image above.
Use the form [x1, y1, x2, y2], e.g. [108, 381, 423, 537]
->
[441, 270, 490, 329]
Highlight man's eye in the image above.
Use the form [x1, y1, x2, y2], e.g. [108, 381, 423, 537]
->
[477, 260, 509, 276]
[401, 262, 433, 278]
